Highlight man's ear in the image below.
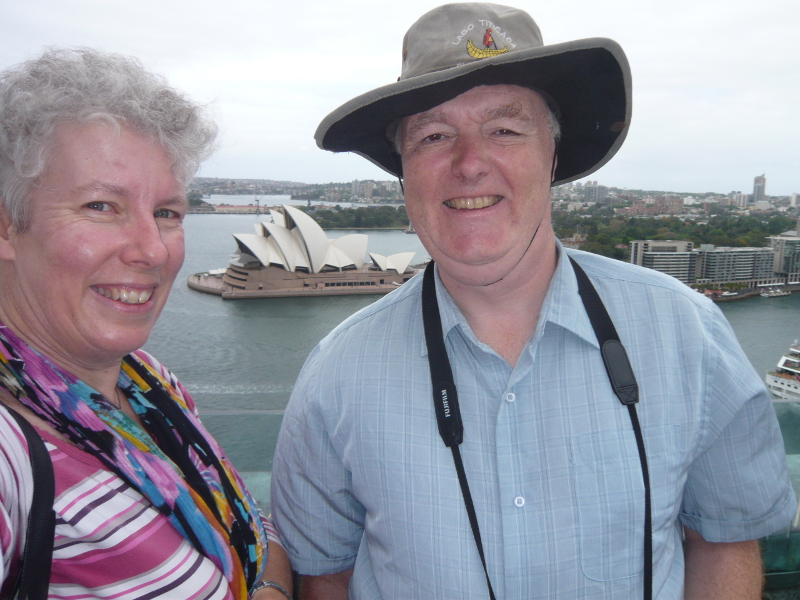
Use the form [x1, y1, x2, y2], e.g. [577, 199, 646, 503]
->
[550, 142, 559, 184]
[0, 203, 17, 261]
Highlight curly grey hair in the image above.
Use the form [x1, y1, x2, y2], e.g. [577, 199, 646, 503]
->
[0, 47, 218, 231]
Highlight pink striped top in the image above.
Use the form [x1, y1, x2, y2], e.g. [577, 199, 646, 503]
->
[0, 361, 275, 599]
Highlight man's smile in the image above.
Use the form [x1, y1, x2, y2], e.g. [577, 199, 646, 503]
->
[443, 195, 503, 210]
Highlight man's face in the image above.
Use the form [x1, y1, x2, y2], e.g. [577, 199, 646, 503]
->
[399, 85, 556, 285]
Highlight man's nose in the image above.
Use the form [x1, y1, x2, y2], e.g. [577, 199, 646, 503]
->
[451, 135, 489, 183]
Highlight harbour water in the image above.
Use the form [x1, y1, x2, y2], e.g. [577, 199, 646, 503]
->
[144, 213, 800, 508]
[143, 213, 428, 505]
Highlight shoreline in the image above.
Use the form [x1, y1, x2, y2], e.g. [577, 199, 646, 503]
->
[707, 284, 800, 302]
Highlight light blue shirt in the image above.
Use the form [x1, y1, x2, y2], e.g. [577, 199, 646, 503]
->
[271, 244, 795, 599]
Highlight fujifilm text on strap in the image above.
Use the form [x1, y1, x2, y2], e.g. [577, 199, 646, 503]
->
[421, 258, 652, 600]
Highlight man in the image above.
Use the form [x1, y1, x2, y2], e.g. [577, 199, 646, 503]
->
[271, 4, 795, 599]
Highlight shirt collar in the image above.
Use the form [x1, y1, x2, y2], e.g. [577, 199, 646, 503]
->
[421, 240, 600, 358]
[535, 240, 600, 350]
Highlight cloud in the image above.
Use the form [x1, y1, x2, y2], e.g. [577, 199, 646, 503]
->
[1, 0, 797, 194]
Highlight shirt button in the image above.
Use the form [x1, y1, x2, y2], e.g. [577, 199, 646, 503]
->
[505, 392, 516, 403]
[514, 496, 525, 507]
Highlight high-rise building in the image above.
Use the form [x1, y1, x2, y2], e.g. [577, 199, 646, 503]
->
[769, 234, 800, 284]
[362, 181, 375, 199]
[753, 174, 766, 205]
[629, 240, 696, 283]
[791, 193, 799, 207]
[732, 193, 749, 207]
[582, 181, 608, 203]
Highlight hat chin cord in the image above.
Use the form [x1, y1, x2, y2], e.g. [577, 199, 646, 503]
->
[481, 140, 558, 287]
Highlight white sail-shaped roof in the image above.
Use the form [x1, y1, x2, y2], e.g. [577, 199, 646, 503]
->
[233, 234, 285, 268]
[283, 205, 330, 273]
[263, 222, 299, 271]
[230, 205, 413, 275]
[269, 209, 286, 229]
[322, 245, 357, 270]
[289, 228, 311, 271]
[369, 251, 415, 274]
[331, 234, 368, 269]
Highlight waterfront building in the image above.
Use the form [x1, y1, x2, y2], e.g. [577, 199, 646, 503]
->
[630, 240, 781, 287]
[629, 240, 697, 284]
[696, 246, 778, 287]
[188, 204, 418, 298]
[769, 231, 800, 284]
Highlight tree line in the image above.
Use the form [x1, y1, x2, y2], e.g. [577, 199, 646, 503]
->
[554, 207, 796, 260]
[305, 205, 410, 229]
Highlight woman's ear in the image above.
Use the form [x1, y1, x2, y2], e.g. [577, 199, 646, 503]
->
[0, 204, 17, 262]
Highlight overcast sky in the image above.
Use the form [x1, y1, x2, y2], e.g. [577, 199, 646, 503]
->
[2, 0, 798, 195]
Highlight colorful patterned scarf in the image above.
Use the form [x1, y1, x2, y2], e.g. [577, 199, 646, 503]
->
[0, 324, 266, 599]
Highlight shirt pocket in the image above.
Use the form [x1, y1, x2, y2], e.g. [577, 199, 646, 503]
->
[570, 424, 684, 582]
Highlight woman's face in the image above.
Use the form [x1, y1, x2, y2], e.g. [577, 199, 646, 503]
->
[0, 121, 186, 374]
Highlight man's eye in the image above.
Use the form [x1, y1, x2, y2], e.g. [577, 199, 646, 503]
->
[86, 201, 111, 211]
[422, 133, 446, 143]
[494, 128, 519, 136]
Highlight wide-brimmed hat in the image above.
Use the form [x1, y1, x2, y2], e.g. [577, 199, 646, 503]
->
[315, 2, 631, 186]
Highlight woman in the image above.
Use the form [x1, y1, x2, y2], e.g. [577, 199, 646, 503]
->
[0, 49, 292, 599]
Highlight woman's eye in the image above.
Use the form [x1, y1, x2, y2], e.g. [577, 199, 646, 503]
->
[494, 128, 519, 136]
[154, 209, 176, 219]
[86, 201, 111, 211]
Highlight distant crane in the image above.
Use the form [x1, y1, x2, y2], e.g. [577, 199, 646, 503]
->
[254, 195, 263, 214]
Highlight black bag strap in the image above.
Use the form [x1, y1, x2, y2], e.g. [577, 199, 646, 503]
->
[421, 263, 495, 600]
[421, 259, 651, 600]
[4, 406, 55, 600]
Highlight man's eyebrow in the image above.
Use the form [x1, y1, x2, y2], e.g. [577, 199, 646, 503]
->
[485, 101, 535, 125]
[404, 110, 450, 139]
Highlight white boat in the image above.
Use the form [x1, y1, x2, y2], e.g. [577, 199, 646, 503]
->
[760, 288, 791, 298]
[765, 341, 800, 402]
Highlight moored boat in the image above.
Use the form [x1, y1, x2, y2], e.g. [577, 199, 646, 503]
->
[761, 287, 792, 298]
[766, 341, 800, 402]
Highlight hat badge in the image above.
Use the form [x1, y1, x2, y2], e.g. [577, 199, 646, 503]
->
[466, 28, 509, 59]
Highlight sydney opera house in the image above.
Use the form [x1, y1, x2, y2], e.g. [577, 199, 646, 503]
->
[188, 204, 419, 299]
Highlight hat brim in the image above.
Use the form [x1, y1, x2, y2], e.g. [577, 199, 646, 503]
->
[315, 37, 631, 186]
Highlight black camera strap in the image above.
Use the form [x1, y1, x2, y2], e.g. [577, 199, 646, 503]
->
[421, 258, 651, 600]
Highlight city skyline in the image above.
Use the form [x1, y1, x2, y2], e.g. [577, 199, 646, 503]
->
[1, 0, 798, 195]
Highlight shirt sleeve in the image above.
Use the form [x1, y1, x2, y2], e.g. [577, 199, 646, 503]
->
[0, 406, 33, 591]
[679, 305, 797, 542]
[270, 347, 366, 576]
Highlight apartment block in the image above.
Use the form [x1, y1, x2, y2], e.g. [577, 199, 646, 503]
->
[629, 240, 696, 284]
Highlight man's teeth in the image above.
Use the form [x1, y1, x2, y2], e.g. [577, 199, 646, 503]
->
[445, 196, 502, 210]
[93, 287, 152, 304]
